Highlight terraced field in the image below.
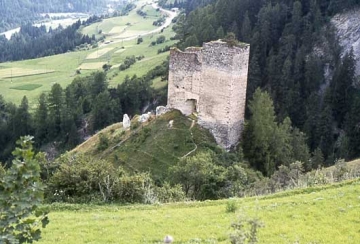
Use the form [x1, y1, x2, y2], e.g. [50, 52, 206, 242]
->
[0, 0, 178, 107]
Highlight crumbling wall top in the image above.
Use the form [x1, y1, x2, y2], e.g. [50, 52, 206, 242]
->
[170, 48, 202, 71]
[202, 41, 250, 72]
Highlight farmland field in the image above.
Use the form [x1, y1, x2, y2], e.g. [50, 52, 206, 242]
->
[86, 47, 114, 59]
[0, 67, 54, 79]
[0, 0, 177, 107]
[38, 179, 360, 243]
[10, 84, 42, 91]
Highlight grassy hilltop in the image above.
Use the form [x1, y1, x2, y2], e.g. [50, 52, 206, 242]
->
[38, 179, 360, 243]
[0, 0, 176, 107]
[71, 110, 216, 180]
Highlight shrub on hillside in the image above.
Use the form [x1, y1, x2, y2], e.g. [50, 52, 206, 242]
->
[226, 200, 238, 213]
[158, 45, 171, 54]
[156, 35, 166, 44]
[98, 133, 109, 151]
[230, 215, 264, 244]
[47, 154, 116, 203]
[46, 154, 187, 204]
[119, 56, 136, 71]
[153, 182, 186, 203]
[170, 151, 249, 200]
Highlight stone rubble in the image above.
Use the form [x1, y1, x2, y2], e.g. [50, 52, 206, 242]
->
[156, 106, 170, 117]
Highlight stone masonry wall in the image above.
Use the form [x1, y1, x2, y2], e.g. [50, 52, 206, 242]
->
[168, 41, 250, 150]
[168, 48, 201, 116]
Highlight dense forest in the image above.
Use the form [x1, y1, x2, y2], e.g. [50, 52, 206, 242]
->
[0, 0, 109, 32]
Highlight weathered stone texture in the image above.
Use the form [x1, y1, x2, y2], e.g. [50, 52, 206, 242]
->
[168, 41, 250, 149]
[123, 114, 131, 130]
[156, 106, 170, 117]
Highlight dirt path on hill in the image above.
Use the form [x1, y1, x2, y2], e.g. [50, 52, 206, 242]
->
[100, 2, 178, 48]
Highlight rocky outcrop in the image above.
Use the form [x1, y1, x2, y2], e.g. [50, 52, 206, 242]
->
[123, 114, 131, 130]
[138, 112, 151, 123]
[156, 106, 170, 117]
[332, 9, 360, 76]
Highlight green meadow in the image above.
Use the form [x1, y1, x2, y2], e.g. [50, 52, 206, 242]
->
[38, 179, 360, 243]
[0, 0, 176, 107]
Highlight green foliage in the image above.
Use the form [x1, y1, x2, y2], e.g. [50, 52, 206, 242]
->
[97, 133, 109, 151]
[10, 84, 43, 91]
[222, 32, 240, 47]
[0, 164, 5, 176]
[333, 159, 349, 181]
[170, 151, 228, 200]
[137, 37, 144, 44]
[156, 35, 166, 44]
[230, 215, 264, 244]
[153, 17, 166, 27]
[0, 0, 105, 33]
[46, 153, 185, 204]
[0, 136, 49, 243]
[47, 154, 117, 203]
[0, 21, 94, 62]
[91, 90, 114, 131]
[157, 45, 172, 54]
[311, 147, 324, 169]
[243, 88, 277, 176]
[153, 182, 186, 203]
[38, 179, 360, 243]
[225, 200, 238, 213]
[244, 89, 310, 176]
[169, 150, 251, 200]
[119, 56, 137, 71]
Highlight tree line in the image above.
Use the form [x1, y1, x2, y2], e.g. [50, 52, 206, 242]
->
[0, 19, 99, 62]
[0, 0, 107, 33]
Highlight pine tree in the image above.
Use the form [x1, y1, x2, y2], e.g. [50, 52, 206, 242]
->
[90, 72, 108, 98]
[317, 105, 334, 161]
[291, 1, 303, 38]
[13, 96, 32, 139]
[216, 26, 225, 39]
[243, 88, 278, 176]
[48, 83, 64, 139]
[91, 90, 114, 131]
[311, 147, 324, 169]
[331, 50, 356, 125]
[345, 94, 360, 159]
[241, 11, 252, 43]
[34, 93, 48, 145]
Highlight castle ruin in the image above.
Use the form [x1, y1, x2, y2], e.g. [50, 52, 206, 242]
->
[167, 40, 250, 150]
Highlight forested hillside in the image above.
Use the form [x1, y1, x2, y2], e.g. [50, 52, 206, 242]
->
[0, 61, 168, 162]
[0, 20, 95, 62]
[171, 0, 360, 175]
[0, 0, 107, 32]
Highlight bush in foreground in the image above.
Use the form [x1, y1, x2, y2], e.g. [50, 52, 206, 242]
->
[0, 136, 49, 243]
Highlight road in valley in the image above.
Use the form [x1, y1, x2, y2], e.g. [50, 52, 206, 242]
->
[100, 2, 178, 47]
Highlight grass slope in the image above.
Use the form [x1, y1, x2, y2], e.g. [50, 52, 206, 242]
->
[71, 110, 216, 180]
[39, 179, 360, 243]
[0, 0, 176, 107]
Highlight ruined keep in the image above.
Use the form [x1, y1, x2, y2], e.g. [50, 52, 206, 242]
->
[168, 40, 250, 150]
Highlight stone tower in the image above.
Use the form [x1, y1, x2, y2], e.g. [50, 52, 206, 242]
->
[168, 40, 250, 150]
